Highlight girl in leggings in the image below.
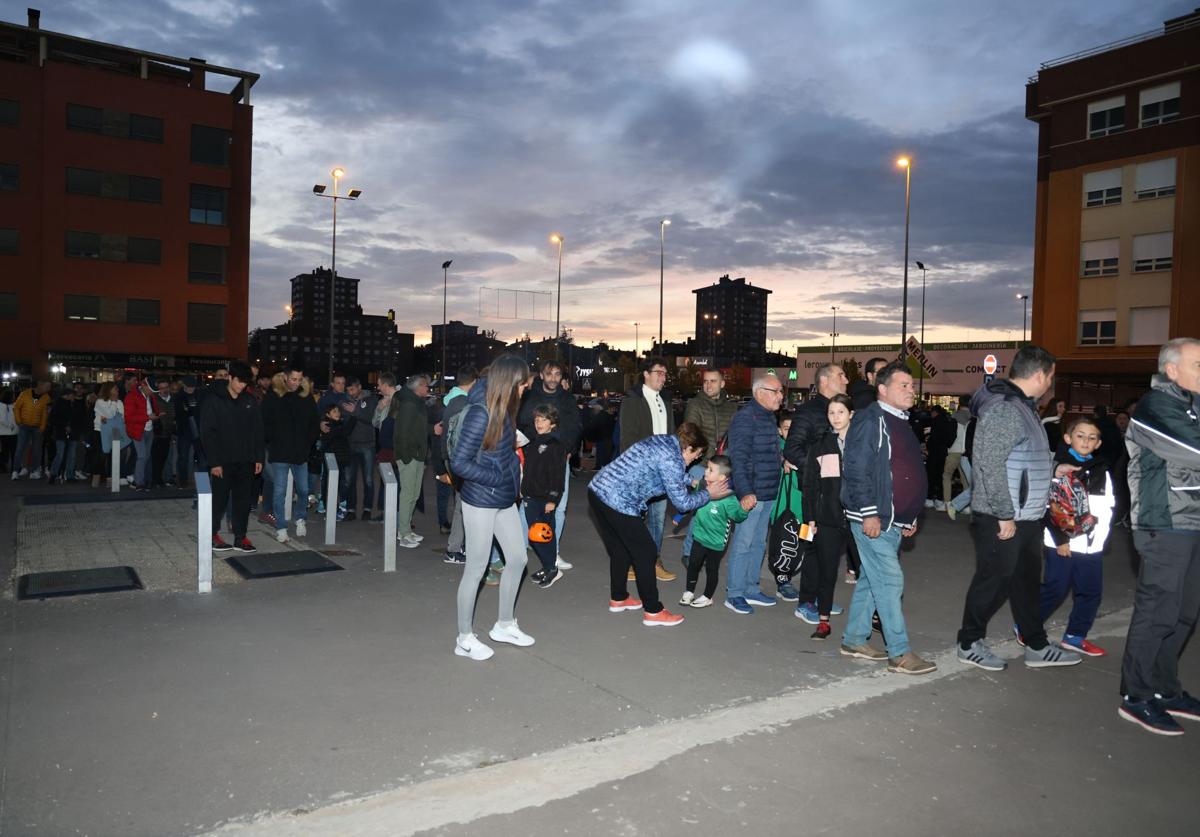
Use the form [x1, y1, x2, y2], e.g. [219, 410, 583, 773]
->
[450, 354, 532, 661]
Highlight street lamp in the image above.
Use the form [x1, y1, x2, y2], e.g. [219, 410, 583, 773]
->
[441, 259, 453, 388]
[1017, 293, 1030, 342]
[659, 219, 670, 348]
[914, 260, 928, 398]
[897, 156, 912, 358]
[703, 312, 718, 359]
[830, 306, 839, 364]
[312, 166, 362, 385]
[632, 321, 640, 358]
[550, 233, 564, 359]
[284, 304, 293, 352]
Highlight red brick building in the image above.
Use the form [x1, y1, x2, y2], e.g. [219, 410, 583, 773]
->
[0, 10, 257, 382]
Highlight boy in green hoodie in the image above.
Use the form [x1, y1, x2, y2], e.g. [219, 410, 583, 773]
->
[681, 455, 751, 608]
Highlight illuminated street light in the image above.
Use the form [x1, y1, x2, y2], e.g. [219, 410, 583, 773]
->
[659, 219, 670, 348]
[1017, 293, 1030, 342]
[312, 167, 362, 385]
[897, 156, 912, 358]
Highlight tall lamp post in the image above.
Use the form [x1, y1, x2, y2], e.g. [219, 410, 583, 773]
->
[550, 233, 564, 359]
[632, 321, 640, 358]
[896, 156, 912, 358]
[1017, 293, 1030, 342]
[659, 219, 670, 348]
[313, 167, 362, 385]
[441, 259, 453, 388]
[284, 304, 293, 359]
[914, 260, 928, 398]
[830, 306, 839, 364]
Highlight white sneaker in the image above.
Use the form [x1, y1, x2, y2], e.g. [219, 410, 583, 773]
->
[295, 519, 307, 537]
[679, 590, 695, 606]
[119, 477, 130, 485]
[489, 622, 535, 647]
[397, 532, 420, 548]
[455, 634, 494, 661]
[74, 470, 88, 480]
[946, 506, 957, 521]
[9, 471, 17, 480]
[691, 595, 714, 608]
[276, 529, 289, 543]
[556, 556, 574, 570]
[29, 468, 43, 480]
[923, 499, 935, 508]
[933, 500, 946, 511]
[409, 531, 424, 542]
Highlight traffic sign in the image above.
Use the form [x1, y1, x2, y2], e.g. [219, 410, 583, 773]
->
[983, 354, 998, 376]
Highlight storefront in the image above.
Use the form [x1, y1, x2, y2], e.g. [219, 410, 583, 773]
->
[46, 350, 230, 384]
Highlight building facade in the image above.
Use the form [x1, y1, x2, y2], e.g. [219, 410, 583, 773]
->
[430, 320, 506, 383]
[692, 274, 771, 366]
[1025, 9, 1199, 406]
[0, 10, 257, 382]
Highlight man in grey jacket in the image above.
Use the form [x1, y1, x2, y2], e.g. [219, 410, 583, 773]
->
[341, 376, 380, 521]
[956, 345, 1082, 671]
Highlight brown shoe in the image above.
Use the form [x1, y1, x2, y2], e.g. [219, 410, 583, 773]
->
[654, 560, 676, 582]
[888, 652, 937, 675]
[839, 643, 888, 661]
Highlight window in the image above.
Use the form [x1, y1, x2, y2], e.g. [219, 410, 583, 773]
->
[129, 114, 163, 142]
[188, 302, 226, 342]
[1080, 310, 1117, 346]
[129, 175, 162, 203]
[188, 243, 226, 284]
[1081, 239, 1119, 277]
[66, 103, 162, 142]
[66, 231, 161, 264]
[65, 230, 101, 259]
[1140, 82, 1181, 128]
[65, 294, 101, 321]
[0, 163, 16, 191]
[0, 292, 15, 320]
[66, 166, 161, 203]
[189, 185, 227, 225]
[126, 298, 161, 325]
[66, 166, 102, 196]
[1133, 232, 1173, 273]
[1135, 158, 1176, 200]
[66, 103, 103, 133]
[0, 99, 17, 127]
[0, 228, 16, 255]
[1083, 168, 1121, 207]
[127, 237, 161, 264]
[1129, 307, 1170, 346]
[1087, 96, 1124, 138]
[100, 234, 127, 262]
[191, 125, 231, 166]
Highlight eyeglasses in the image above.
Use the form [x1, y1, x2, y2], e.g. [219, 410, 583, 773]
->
[759, 387, 782, 394]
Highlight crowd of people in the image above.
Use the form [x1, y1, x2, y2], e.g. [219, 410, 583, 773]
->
[3, 337, 1198, 737]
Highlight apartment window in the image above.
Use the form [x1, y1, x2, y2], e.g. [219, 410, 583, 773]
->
[189, 185, 227, 225]
[65, 167, 162, 203]
[66, 103, 162, 142]
[1087, 96, 1124, 138]
[0, 99, 17, 127]
[1081, 239, 1119, 277]
[0, 163, 16, 191]
[66, 103, 103, 133]
[191, 125, 231, 166]
[66, 166, 102, 195]
[188, 243, 226, 284]
[1133, 232, 1173, 273]
[100, 234, 127, 262]
[1129, 307, 1170, 346]
[0, 292, 15, 319]
[1082, 168, 1121, 207]
[129, 175, 162, 203]
[1140, 82, 1181, 128]
[127, 237, 162, 265]
[188, 302, 226, 342]
[1080, 310, 1117, 346]
[129, 114, 163, 142]
[1135, 158, 1176, 200]
[0, 228, 16, 255]
[65, 294, 101, 321]
[66, 231, 161, 264]
[66, 230, 101, 259]
[126, 298, 161, 325]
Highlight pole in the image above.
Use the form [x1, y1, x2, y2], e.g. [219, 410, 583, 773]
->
[328, 194, 337, 387]
[1023, 298, 1028, 342]
[900, 163, 911, 358]
[195, 471, 212, 593]
[442, 263, 449, 387]
[919, 265, 926, 399]
[634, 322, 639, 358]
[324, 452, 339, 545]
[554, 238, 563, 360]
[379, 462, 397, 572]
[659, 222, 665, 348]
[830, 306, 838, 363]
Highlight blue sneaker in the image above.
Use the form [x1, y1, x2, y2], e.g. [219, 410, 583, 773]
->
[794, 602, 819, 624]
[724, 597, 753, 615]
[830, 603, 844, 616]
[1156, 691, 1200, 722]
[316, 500, 326, 515]
[776, 582, 800, 602]
[744, 592, 777, 607]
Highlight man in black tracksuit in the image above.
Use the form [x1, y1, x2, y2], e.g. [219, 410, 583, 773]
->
[200, 361, 265, 553]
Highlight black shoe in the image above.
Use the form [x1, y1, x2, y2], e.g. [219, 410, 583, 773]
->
[439, 524, 452, 535]
[212, 535, 234, 553]
[1156, 691, 1200, 722]
[537, 569, 564, 589]
[1120, 699, 1185, 736]
[443, 551, 466, 565]
[871, 613, 883, 635]
[343, 511, 356, 521]
[232, 537, 257, 554]
[530, 569, 548, 585]
[360, 511, 372, 522]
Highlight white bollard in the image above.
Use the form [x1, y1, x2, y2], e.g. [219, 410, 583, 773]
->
[324, 452, 339, 546]
[195, 471, 213, 593]
[109, 426, 121, 494]
[379, 461, 397, 572]
[284, 468, 294, 525]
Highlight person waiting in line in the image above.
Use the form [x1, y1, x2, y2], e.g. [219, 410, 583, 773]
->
[522, 404, 567, 589]
[802, 393, 855, 641]
[680, 454, 748, 609]
[89, 381, 126, 488]
[589, 421, 731, 628]
[319, 403, 353, 521]
[263, 368, 320, 543]
[201, 361, 265, 554]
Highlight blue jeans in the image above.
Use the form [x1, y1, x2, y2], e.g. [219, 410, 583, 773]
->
[345, 446, 376, 513]
[132, 435, 152, 486]
[680, 463, 706, 559]
[50, 438, 77, 478]
[950, 458, 972, 511]
[843, 522, 910, 657]
[1040, 546, 1103, 638]
[14, 426, 41, 472]
[645, 497, 668, 555]
[725, 502, 771, 599]
[270, 462, 310, 530]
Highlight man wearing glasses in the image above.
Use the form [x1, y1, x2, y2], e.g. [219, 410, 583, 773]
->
[619, 357, 677, 581]
[723, 373, 786, 613]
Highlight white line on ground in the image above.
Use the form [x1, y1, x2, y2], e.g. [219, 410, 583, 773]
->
[201, 608, 1134, 837]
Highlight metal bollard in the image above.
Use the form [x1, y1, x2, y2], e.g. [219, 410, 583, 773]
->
[195, 471, 213, 593]
[324, 452, 339, 545]
[109, 426, 121, 494]
[284, 468, 294, 525]
[378, 462, 397, 572]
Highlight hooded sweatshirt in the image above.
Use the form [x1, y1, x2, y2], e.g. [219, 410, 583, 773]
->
[969, 379, 1054, 521]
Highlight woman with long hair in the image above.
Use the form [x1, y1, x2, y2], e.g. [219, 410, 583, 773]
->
[450, 354, 533, 661]
[89, 381, 124, 487]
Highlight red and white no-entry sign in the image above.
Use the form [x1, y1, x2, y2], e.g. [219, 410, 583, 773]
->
[983, 354, 998, 375]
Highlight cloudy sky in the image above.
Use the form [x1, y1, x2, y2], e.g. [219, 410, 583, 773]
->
[24, 0, 1188, 350]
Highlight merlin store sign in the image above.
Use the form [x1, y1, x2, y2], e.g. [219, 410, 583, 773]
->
[49, 351, 230, 371]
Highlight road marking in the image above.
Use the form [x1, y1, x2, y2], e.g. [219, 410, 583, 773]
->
[202, 608, 1133, 837]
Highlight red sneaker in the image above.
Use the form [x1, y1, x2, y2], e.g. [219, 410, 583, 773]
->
[233, 537, 257, 554]
[642, 608, 684, 627]
[1061, 635, 1107, 657]
[609, 597, 643, 612]
[212, 535, 233, 552]
[811, 621, 832, 640]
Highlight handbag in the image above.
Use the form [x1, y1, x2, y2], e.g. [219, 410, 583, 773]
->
[767, 470, 803, 585]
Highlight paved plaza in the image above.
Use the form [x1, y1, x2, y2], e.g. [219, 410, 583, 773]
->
[1, 472, 1197, 836]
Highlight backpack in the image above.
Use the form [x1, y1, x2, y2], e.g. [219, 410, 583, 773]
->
[1048, 471, 1096, 538]
[446, 403, 483, 470]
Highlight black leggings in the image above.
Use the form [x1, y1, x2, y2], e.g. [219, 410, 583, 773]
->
[686, 542, 725, 598]
[588, 489, 663, 614]
[212, 461, 254, 541]
[814, 524, 846, 617]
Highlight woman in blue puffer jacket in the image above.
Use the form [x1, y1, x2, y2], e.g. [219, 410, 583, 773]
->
[450, 354, 532, 661]
[588, 421, 731, 627]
